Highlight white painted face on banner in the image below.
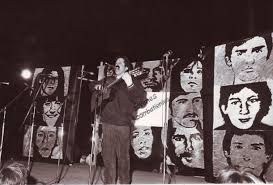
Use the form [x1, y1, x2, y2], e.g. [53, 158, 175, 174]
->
[228, 36, 268, 83]
[141, 61, 163, 92]
[131, 126, 153, 159]
[225, 134, 271, 177]
[36, 126, 57, 158]
[42, 99, 62, 127]
[41, 71, 59, 96]
[172, 92, 203, 128]
[171, 127, 204, 168]
[221, 87, 261, 129]
[180, 61, 202, 92]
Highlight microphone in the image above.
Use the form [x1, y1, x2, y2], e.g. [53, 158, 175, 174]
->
[0, 82, 9, 85]
[83, 71, 95, 75]
[163, 50, 173, 57]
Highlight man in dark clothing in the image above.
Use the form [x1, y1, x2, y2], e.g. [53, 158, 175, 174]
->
[93, 56, 146, 184]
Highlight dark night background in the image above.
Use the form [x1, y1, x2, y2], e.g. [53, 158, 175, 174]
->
[0, 0, 272, 161]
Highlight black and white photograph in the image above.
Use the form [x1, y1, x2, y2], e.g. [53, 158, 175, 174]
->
[0, 1, 273, 184]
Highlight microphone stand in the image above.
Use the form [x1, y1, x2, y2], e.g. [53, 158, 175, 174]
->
[55, 97, 68, 183]
[161, 52, 178, 184]
[55, 65, 85, 184]
[0, 107, 6, 168]
[0, 85, 32, 167]
[20, 78, 47, 173]
[88, 78, 106, 185]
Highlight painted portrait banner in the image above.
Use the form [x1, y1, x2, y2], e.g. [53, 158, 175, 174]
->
[134, 60, 170, 127]
[208, 32, 273, 183]
[166, 55, 205, 177]
[23, 65, 83, 162]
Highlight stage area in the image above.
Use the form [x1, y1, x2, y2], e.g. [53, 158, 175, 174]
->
[6, 160, 207, 184]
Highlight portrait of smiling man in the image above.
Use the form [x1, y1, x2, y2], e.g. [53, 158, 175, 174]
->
[224, 34, 272, 84]
[216, 82, 273, 130]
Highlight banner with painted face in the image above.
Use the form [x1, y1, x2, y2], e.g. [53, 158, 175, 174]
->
[22, 66, 83, 161]
[134, 60, 170, 127]
[207, 32, 273, 183]
[166, 56, 204, 176]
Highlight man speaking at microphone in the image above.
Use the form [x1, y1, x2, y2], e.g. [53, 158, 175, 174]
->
[92, 56, 146, 184]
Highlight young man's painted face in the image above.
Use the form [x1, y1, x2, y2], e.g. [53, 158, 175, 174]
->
[115, 58, 128, 77]
[131, 126, 153, 159]
[42, 100, 62, 127]
[35, 126, 57, 158]
[228, 36, 268, 83]
[141, 61, 163, 92]
[225, 134, 271, 176]
[171, 127, 204, 168]
[221, 87, 261, 129]
[180, 61, 203, 92]
[172, 92, 203, 128]
[41, 71, 59, 96]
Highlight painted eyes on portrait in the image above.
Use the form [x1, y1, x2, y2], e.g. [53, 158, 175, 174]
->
[193, 97, 202, 104]
[191, 133, 202, 141]
[132, 129, 151, 139]
[172, 135, 185, 142]
[175, 99, 187, 104]
[235, 46, 265, 56]
[37, 131, 56, 139]
[174, 97, 201, 104]
[143, 131, 151, 136]
[132, 132, 139, 139]
[252, 46, 265, 54]
[44, 101, 62, 112]
[233, 143, 264, 151]
[44, 101, 61, 106]
[37, 132, 44, 138]
[235, 49, 247, 56]
[183, 68, 202, 74]
[229, 96, 260, 106]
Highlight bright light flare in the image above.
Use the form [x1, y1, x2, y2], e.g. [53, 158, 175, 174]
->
[21, 69, 32, 79]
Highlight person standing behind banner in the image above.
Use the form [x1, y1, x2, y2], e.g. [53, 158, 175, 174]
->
[90, 56, 146, 184]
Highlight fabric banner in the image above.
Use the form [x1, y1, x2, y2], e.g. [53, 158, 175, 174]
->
[22, 65, 83, 162]
[166, 56, 204, 176]
[207, 32, 273, 183]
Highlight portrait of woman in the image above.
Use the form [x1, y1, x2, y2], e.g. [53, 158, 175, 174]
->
[171, 57, 203, 93]
[130, 126, 163, 172]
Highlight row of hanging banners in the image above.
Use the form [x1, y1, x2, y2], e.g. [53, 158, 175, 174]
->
[21, 32, 273, 183]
